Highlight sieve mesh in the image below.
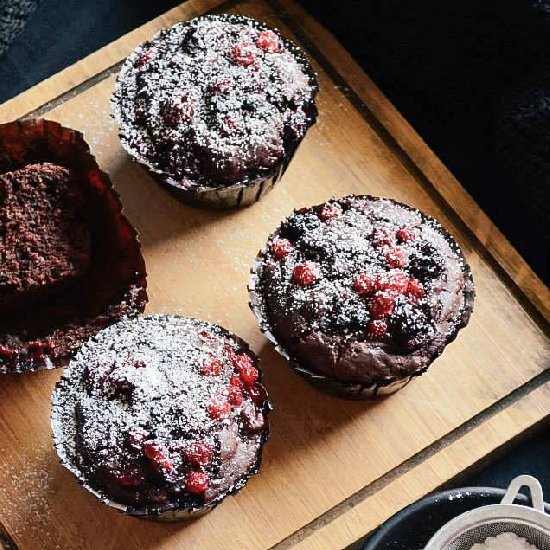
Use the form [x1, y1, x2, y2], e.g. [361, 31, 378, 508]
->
[444, 519, 550, 549]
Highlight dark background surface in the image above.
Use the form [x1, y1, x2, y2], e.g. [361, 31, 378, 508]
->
[1, 0, 549, 545]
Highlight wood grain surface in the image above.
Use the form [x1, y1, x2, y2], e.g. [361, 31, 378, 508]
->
[0, 1, 548, 549]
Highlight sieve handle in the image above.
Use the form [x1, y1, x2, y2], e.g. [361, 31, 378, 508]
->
[501, 474, 545, 511]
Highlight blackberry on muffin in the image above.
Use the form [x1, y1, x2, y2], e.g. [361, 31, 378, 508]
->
[51, 315, 270, 520]
[249, 195, 474, 398]
[112, 14, 318, 209]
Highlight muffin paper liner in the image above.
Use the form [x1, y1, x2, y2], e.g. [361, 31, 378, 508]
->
[112, 14, 319, 210]
[51, 315, 272, 521]
[0, 119, 147, 374]
[248, 201, 476, 400]
[140, 157, 286, 210]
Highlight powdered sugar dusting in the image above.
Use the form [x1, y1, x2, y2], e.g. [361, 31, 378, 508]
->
[51, 315, 270, 516]
[112, 14, 318, 189]
[471, 532, 538, 549]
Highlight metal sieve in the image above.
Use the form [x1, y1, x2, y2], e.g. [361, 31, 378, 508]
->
[425, 475, 550, 549]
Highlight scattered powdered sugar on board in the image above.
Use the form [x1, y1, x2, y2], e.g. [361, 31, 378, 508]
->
[470, 532, 539, 549]
[0, 444, 72, 550]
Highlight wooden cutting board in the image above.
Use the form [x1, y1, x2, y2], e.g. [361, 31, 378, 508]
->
[0, 1, 548, 549]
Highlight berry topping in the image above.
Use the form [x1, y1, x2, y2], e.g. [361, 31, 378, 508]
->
[231, 42, 257, 66]
[201, 357, 223, 376]
[117, 470, 146, 487]
[368, 319, 387, 338]
[352, 273, 377, 295]
[133, 360, 147, 369]
[229, 374, 244, 388]
[406, 278, 425, 299]
[186, 471, 209, 494]
[207, 394, 231, 419]
[184, 440, 213, 466]
[228, 385, 244, 406]
[233, 354, 259, 387]
[385, 247, 408, 268]
[255, 30, 281, 53]
[319, 203, 342, 221]
[271, 238, 294, 259]
[293, 262, 318, 286]
[379, 271, 410, 293]
[372, 227, 393, 246]
[239, 364, 259, 387]
[370, 293, 396, 319]
[143, 442, 173, 472]
[396, 226, 416, 243]
[233, 352, 253, 372]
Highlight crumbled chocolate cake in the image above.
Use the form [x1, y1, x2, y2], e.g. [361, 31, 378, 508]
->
[113, 14, 318, 192]
[0, 163, 91, 312]
[0, 119, 147, 374]
[251, 195, 474, 390]
[52, 316, 270, 518]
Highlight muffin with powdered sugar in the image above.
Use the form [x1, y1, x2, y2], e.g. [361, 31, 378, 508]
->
[112, 14, 318, 209]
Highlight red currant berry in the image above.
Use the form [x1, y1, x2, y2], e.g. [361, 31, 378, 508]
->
[228, 385, 244, 406]
[143, 442, 173, 472]
[185, 440, 213, 466]
[271, 238, 293, 259]
[407, 279, 425, 299]
[230, 374, 244, 388]
[201, 357, 223, 376]
[231, 42, 256, 66]
[255, 30, 281, 53]
[319, 203, 342, 221]
[385, 247, 408, 268]
[186, 471, 209, 494]
[396, 226, 416, 243]
[293, 262, 318, 286]
[370, 293, 396, 319]
[208, 394, 231, 419]
[380, 271, 410, 293]
[368, 319, 387, 338]
[352, 273, 377, 295]
[233, 353, 253, 372]
[239, 365, 258, 387]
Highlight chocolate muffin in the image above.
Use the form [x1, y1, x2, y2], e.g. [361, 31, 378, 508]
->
[112, 14, 318, 209]
[249, 195, 475, 398]
[0, 163, 91, 312]
[0, 119, 147, 374]
[51, 315, 271, 520]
